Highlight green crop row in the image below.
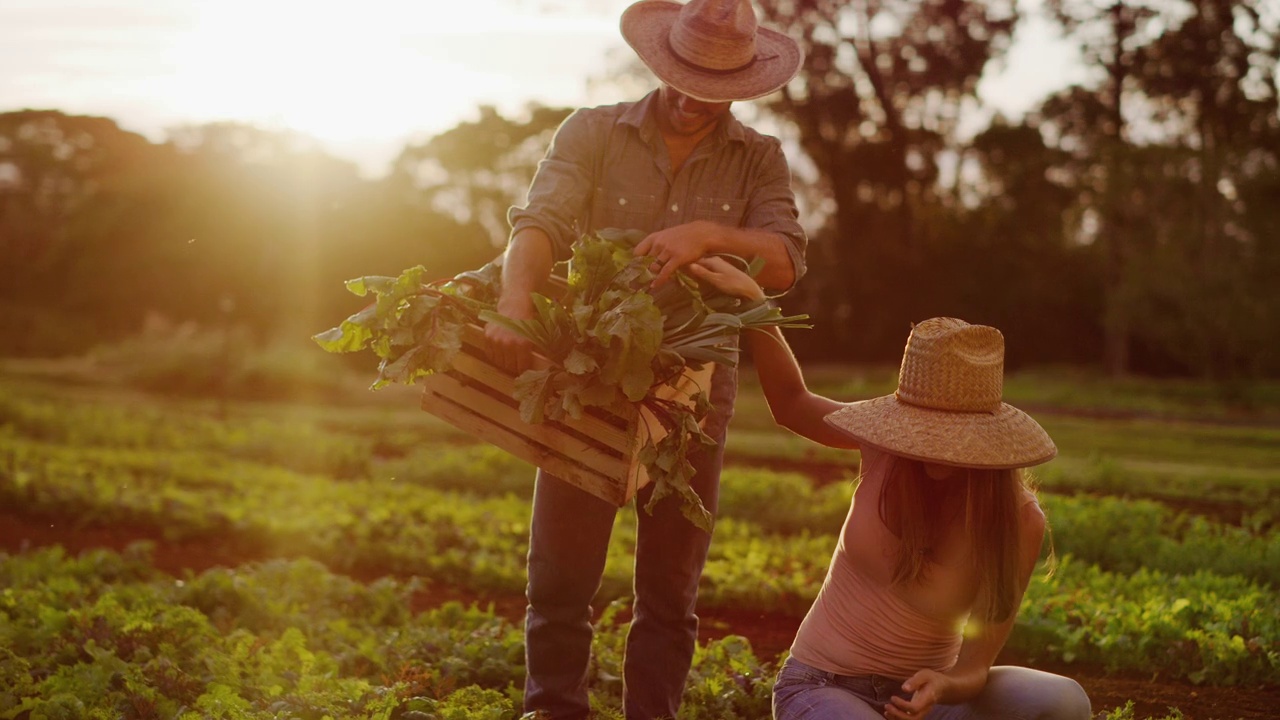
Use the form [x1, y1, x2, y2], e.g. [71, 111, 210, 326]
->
[1042, 494, 1280, 585]
[0, 546, 773, 720]
[1016, 557, 1280, 686]
[0, 546, 1266, 719]
[6, 423, 1278, 593]
[5, 374, 1280, 688]
[0, 429, 832, 611]
[9, 374, 1280, 524]
[4, 429, 1280, 685]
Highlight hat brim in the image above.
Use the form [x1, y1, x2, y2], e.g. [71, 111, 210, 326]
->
[620, 1, 804, 103]
[823, 396, 1058, 470]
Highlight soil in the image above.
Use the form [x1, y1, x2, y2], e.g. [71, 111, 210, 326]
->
[3, 511, 1277, 720]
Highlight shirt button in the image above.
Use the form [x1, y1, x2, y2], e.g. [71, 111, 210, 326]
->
[722, 203, 731, 211]
[618, 198, 627, 206]
[670, 204, 679, 212]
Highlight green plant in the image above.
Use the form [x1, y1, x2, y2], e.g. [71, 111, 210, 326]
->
[315, 230, 807, 531]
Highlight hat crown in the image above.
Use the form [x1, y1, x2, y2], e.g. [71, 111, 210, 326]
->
[895, 317, 1004, 413]
[669, 0, 759, 72]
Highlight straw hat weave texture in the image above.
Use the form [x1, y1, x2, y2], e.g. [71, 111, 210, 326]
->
[621, 0, 804, 103]
[824, 318, 1057, 470]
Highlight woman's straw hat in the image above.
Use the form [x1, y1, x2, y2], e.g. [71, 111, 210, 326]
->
[620, 0, 804, 103]
[824, 318, 1057, 470]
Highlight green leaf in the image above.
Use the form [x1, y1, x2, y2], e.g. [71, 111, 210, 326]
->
[568, 236, 621, 304]
[595, 227, 648, 248]
[513, 368, 556, 424]
[594, 294, 662, 402]
[532, 293, 575, 357]
[311, 305, 377, 353]
[423, 317, 464, 372]
[563, 348, 599, 375]
[344, 275, 397, 297]
[376, 346, 430, 388]
[313, 228, 808, 532]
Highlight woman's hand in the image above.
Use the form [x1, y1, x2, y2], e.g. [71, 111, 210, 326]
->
[884, 669, 951, 719]
[685, 256, 766, 301]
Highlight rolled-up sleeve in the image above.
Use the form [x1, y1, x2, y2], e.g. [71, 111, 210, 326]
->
[508, 109, 597, 261]
[745, 138, 808, 289]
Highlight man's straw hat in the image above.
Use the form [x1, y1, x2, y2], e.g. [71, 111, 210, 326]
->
[824, 318, 1057, 470]
[620, 0, 804, 103]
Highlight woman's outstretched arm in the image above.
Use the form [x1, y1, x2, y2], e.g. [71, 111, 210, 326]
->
[686, 259, 859, 450]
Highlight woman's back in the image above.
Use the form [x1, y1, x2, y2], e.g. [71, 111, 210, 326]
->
[789, 448, 1036, 679]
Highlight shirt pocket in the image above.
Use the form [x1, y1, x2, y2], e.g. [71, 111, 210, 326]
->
[592, 188, 659, 233]
[693, 196, 748, 226]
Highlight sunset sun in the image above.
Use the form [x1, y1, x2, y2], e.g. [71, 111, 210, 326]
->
[171, 2, 514, 145]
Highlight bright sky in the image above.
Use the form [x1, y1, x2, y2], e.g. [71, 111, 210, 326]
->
[0, 0, 1084, 178]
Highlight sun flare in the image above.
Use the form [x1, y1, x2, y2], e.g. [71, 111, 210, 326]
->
[171, 1, 561, 145]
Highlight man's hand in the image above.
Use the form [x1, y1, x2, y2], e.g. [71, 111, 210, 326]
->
[488, 227, 555, 375]
[884, 669, 950, 720]
[485, 295, 536, 375]
[633, 221, 717, 288]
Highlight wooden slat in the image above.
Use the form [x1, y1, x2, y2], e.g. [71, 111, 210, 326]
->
[421, 314, 718, 508]
[422, 373, 630, 480]
[446, 350, 635, 454]
[422, 388, 627, 505]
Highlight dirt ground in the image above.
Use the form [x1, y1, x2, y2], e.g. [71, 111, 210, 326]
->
[3, 511, 1277, 720]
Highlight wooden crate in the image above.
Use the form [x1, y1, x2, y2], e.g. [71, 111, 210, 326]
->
[420, 324, 713, 506]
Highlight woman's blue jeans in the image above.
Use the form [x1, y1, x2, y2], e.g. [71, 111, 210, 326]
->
[522, 435, 725, 720]
[773, 657, 1092, 720]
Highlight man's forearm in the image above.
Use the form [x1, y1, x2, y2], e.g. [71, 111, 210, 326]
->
[707, 225, 797, 291]
[499, 227, 556, 312]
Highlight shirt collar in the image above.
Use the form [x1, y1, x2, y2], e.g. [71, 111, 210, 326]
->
[621, 89, 748, 146]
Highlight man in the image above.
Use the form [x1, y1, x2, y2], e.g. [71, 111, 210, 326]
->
[486, 1, 807, 717]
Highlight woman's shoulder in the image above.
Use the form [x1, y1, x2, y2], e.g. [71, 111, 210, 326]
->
[1018, 485, 1041, 508]
[859, 445, 886, 469]
[1018, 490, 1047, 541]
[855, 447, 889, 485]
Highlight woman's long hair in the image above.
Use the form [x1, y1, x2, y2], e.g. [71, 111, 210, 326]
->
[878, 455, 1031, 623]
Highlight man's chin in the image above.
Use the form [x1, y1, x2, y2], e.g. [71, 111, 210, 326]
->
[672, 118, 714, 136]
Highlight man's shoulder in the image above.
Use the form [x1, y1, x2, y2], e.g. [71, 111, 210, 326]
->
[571, 98, 641, 124]
[556, 99, 640, 141]
[729, 117, 785, 151]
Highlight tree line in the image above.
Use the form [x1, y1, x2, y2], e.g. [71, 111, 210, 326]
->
[1, 0, 1277, 381]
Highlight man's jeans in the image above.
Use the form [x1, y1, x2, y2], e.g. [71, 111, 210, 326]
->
[522, 434, 725, 720]
[772, 657, 1092, 720]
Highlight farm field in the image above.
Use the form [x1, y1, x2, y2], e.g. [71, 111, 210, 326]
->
[2, 365, 1279, 720]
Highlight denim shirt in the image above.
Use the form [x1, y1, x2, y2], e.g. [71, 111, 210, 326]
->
[508, 90, 807, 286]
[506, 90, 808, 438]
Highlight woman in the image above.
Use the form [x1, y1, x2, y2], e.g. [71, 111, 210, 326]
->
[687, 258, 1091, 720]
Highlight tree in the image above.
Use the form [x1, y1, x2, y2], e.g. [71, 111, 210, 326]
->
[0, 114, 498, 356]
[0, 110, 157, 300]
[1044, 0, 1280, 378]
[1132, 0, 1280, 380]
[161, 122, 497, 342]
[757, 0, 1019, 355]
[0, 110, 171, 352]
[1043, 0, 1167, 375]
[389, 104, 573, 248]
[947, 118, 1101, 365]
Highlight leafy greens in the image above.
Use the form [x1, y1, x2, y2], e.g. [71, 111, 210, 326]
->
[314, 229, 809, 530]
